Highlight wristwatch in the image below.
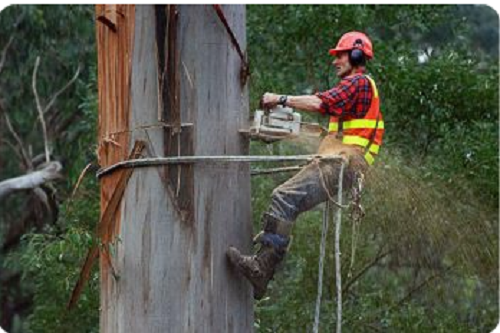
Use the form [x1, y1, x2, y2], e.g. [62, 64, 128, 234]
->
[278, 95, 288, 106]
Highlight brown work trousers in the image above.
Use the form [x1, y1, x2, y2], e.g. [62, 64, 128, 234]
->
[264, 136, 368, 228]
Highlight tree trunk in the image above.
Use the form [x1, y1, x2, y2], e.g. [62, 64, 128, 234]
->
[97, 5, 252, 333]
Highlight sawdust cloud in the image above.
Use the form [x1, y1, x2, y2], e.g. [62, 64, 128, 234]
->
[361, 153, 497, 282]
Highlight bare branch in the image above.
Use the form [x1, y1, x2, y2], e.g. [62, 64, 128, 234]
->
[14, 12, 25, 27]
[2, 108, 32, 170]
[394, 266, 453, 308]
[31, 153, 51, 167]
[0, 11, 25, 76]
[44, 64, 81, 114]
[0, 35, 14, 76]
[0, 161, 62, 200]
[33, 186, 50, 213]
[32, 56, 51, 163]
[71, 162, 92, 198]
[1, 138, 24, 162]
[342, 246, 393, 295]
[52, 107, 81, 136]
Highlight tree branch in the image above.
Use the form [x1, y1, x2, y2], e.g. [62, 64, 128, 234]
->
[393, 266, 453, 308]
[2, 106, 32, 170]
[0, 161, 62, 200]
[1, 138, 24, 163]
[342, 247, 393, 296]
[32, 56, 51, 163]
[43, 64, 81, 114]
[0, 35, 14, 76]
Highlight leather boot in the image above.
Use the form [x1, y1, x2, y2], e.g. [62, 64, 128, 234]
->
[227, 233, 288, 300]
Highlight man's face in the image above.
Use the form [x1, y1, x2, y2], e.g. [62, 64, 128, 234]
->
[333, 51, 353, 78]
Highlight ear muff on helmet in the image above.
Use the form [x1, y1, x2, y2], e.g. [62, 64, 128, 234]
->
[349, 38, 366, 67]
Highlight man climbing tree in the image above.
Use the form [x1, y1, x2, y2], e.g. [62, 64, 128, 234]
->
[228, 31, 385, 300]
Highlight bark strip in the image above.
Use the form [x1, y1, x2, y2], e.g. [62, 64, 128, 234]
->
[68, 141, 145, 310]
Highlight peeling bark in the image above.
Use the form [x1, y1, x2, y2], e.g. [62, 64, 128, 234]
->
[98, 5, 253, 332]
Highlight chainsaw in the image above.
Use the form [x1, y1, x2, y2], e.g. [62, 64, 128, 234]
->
[245, 106, 325, 143]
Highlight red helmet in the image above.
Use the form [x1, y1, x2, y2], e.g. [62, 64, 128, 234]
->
[329, 31, 374, 59]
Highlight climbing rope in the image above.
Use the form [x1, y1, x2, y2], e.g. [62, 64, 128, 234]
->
[334, 161, 345, 333]
[348, 171, 365, 279]
[313, 161, 366, 333]
[316, 158, 350, 209]
[313, 200, 331, 333]
[313, 160, 346, 333]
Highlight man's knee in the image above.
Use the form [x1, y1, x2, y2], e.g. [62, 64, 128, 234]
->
[271, 186, 287, 200]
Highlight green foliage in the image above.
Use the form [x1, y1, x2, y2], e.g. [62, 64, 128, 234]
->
[381, 50, 499, 204]
[2, 73, 100, 333]
[8, 220, 99, 333]
[0, 5, 96, 182]
[3, 100, 100, 333]
[0, 5, 99, 332]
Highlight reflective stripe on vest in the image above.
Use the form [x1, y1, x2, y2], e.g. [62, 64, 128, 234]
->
[367, 75, 379, 98]
[364, 152, 375, 165]
[329, 119, 384, 132]
[342, 135, 380, 154]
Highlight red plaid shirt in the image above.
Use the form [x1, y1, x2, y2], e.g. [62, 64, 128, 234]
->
[316, 73, 373, 118]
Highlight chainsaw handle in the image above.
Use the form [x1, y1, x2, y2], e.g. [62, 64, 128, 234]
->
[260, 92, 281, 110]
[259, 96, 272, 112]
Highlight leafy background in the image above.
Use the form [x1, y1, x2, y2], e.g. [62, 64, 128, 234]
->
[0, 5, 498, 333]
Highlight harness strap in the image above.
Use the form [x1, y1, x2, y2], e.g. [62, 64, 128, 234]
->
[336, 116, 344, 139]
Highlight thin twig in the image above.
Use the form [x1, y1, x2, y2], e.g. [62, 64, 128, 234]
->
[71, 163, 93, 198]
[0, 11, 25, 74]
[1, 138, 24, 162]
[64, 163, 94, 218]
[32, 56, 50, 163]
[393, 266, 453, 308]
[0, 35, 14, 76]
[43, 64, 81, 114]
[349, 266, 452, 329]
[2, 110, 31, 170]
[342, 246, 392, 295]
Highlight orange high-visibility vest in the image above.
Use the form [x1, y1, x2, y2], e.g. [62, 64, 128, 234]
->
[328, 75, 384, 165]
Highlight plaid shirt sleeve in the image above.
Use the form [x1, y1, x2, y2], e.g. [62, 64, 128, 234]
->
[316, 74, 373, 118]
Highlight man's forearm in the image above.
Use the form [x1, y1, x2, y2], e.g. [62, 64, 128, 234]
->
[286, 95, 322, 113]
[261, 92, 323, 113]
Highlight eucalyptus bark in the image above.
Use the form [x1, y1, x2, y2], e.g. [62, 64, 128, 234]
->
[97, 5, 252, 332]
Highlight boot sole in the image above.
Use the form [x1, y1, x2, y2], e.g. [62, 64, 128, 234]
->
[226, 247, 267, 300]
